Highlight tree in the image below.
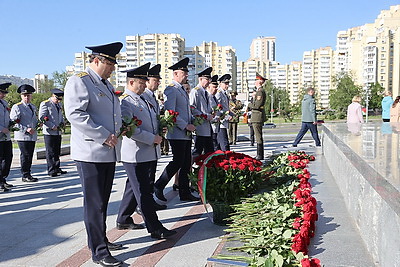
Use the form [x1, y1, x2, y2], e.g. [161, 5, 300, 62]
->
[52, 71, 69, 89]
[329, 72, 361, 113]
[366, 82, 384, 111]
[38, 79, 55, 93]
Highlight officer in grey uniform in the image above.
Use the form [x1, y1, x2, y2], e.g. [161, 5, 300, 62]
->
[64, 42, 124, 267]
[39, 88, 67, 177]
[189, 67, 214, 158]
[154, 57, 199, 202]
[10, 84, 38, 183]
[116, 63, 176, 240]
[0, 83, 13, 192]
[215, 74, 232, 151]
[206, 75, 221, 151]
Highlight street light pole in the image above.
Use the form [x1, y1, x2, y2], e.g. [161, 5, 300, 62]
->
[270, 89, 273, 123]
[364, 84, 370, 123]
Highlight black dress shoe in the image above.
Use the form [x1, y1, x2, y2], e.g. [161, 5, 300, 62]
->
[154, 202, 167, 210]
[57, 169, 67, 174]
[116, 222, 145, 230]
[180, 194, 200, 202]
[50, 173, 60, 177]
[172, 184, 179, 191]
[0, 184, 10, 192]
[150, 227, 177, 240]
[4, 182, 14, 188]
[22, 176, 38, 182]
[154, 186, 167, 201]
[93, 255, 123, 267]
[135, 206, 142, 215]
[107, 241, 124, 251]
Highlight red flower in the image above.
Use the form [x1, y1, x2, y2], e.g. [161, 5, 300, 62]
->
[15, 119, 21, 123]
[43, 116, 49, 121]
[6, 107, 11, 111]
[301, 258, 321, 267]
[114, 90, 123, 96]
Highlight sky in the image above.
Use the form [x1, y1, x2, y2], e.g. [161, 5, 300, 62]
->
[1, 0, 399, 79]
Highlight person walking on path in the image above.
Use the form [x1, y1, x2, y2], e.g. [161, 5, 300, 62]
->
[116, 64, 176, 240]
[0, 83, 13, 192]
[293, 87, 321, 147]
[382, 90, 394, 122]
[64, 42, 125, 267]
[10, 84, 38, 183]
[153, 57, 199, 202]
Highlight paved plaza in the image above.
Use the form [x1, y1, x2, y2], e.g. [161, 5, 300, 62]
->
[0, 128, 375, 267]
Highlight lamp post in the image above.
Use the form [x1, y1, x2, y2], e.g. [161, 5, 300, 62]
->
[270, 89, 274, 123]
[364, 84, 370, 123]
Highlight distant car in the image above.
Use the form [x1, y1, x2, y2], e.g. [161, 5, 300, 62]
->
[263, 123, 276, 128]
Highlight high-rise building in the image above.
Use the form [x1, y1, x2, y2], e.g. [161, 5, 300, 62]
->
[250, 36, 276, 62]
[184, 41, 236, 91]
[236, 59, 268, 101]
[34, 74, 48, 93]
[124, 33, 186, 91]
[302, 47, 335, 108]
[335, 5, 400, 96]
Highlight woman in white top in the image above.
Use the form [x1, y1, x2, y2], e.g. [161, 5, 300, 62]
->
[347, 95, 364, 123]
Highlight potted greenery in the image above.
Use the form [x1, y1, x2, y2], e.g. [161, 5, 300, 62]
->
[190, 150, 264, 225]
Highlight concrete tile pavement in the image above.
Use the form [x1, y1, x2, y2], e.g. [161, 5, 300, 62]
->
[0, 133, 373, 267]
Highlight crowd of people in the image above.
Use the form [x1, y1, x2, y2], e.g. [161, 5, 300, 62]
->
[0, 42, 271, 266]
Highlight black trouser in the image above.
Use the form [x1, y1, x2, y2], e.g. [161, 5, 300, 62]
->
[192, 135, 214, 157]
[249, 124, 255, 145]
[228, 122, 238, 144]
[252, 122, 264, 144]
[212, 133, 219, 151]
[117, 161, 162, 233]
[217, 128, 230, 151]
[155, 139, 192, 198]
[0, 141, 13, 183]
[44, 135, 62, 175]
[17, 141, 35, 178]
[75, 161, 115, 262]
[293, 122, 321, 146]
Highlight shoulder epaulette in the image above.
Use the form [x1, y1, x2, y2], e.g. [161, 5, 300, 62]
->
[194, 86, 200, 90]
[76, 72, 89, 78]
[16, 102, 23, 105]
[119, 94, 129, 100]
[168, 83, 174, 87]
[43, 99, 50, 103]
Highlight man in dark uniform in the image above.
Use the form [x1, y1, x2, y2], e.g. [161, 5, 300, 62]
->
[39, 88, 67, 177]
[64, 42, 124, 267]
[116, 63, 176, 239]
[189, 67, 214, 158]
[248, 72, 267, 160]
[0, 83, 13, 192]
[154, 57, 199, 202]
[10, 84, 38, 182]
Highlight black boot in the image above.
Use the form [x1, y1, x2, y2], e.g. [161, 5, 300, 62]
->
[255, 144, 264, 160]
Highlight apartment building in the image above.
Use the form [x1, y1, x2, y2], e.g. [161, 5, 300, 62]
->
[335, 5, 400, 96]
[184, 41, 236, 91]
[34, 74, 48, 93]
[250, 36, 276, 62]
[302, 47, 335, 108]
[236, 59, 268, 101]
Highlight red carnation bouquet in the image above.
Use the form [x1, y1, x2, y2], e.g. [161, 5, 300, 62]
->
[118, 115, 142, 139]
[193, 114, 208, 126]
[212, 103, 223, 114]
[35, 116, 49, 131]
[158, 109, 179, 136]
[114, 90, 123, 97]
[8, 119, 20, 131]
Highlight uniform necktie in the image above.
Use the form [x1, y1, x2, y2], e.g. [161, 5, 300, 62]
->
[101, 79, 107, 85]
[56, 104, 60, 113]
[28, 104, 34, 114]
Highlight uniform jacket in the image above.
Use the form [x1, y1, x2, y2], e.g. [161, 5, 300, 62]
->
[229, 99, 244, 123]
[142, 88, 160, 116]
[215, 88, 231, 129]
[120, 90, 160, 163]
[249, 87, 266, 123]
[64, 67, 122, 162]
[163, 80, 192, 140]
[382, 96, 394, 120]
[207, 91, 221, 134]
[0, 99, 11, 141]
[301, 94, 317, 123]
[189, 85, 213, 137]
[10, 101, 38, 141]
[39, 98, 64, 135]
